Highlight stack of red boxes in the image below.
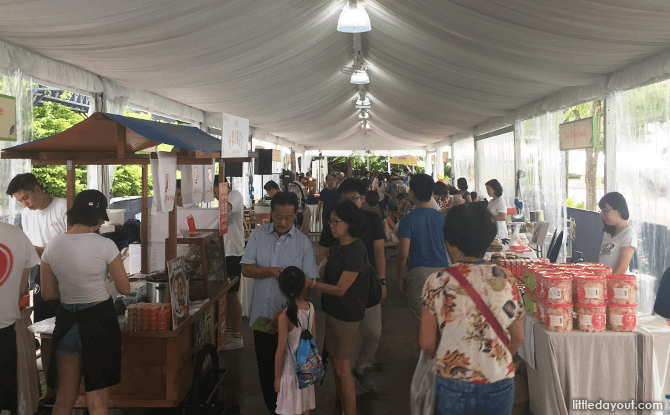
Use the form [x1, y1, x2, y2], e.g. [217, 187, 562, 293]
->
[125, 303, 171, 331]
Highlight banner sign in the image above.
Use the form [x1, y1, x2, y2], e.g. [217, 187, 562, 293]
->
[559, 117, 595, 150]
[203, 163, 216, 203]
[222, 113, 249, 159]
[150, 152, 177, 214]
[0, 94, 16, 141]
[219, 182, 229, 236]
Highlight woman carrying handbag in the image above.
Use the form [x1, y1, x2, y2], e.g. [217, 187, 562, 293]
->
[418, 203, 525, 415]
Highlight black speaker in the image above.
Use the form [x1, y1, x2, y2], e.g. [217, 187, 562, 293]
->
[225, 162, 243, 177]
[255, 149, 273, 175]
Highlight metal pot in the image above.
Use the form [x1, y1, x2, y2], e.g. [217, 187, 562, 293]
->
[146, 270, 170, 304]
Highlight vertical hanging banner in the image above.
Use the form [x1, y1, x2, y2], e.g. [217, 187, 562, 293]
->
[150, 152, 177, 213]
[219, 182, 229, 236]
[179, 165, 195, 208]
[203, 163, 216, 203]
[221, 112, 249, 159]
[0, 94, 16, 141]
[192, 165, 204, 205]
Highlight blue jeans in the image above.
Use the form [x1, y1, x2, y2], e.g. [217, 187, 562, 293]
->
[54, 302, 95, 355]
[435, 376, 514, 415]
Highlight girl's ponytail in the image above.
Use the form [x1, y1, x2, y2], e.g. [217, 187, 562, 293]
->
[286, 293, 299, 328]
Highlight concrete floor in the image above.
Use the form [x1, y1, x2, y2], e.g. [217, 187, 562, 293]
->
[218, 244, 419, 415]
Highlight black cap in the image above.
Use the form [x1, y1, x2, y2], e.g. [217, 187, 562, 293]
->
[73, 190, 109, 221]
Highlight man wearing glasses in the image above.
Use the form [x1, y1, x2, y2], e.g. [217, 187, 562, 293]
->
[241, 192, 319, 414]
[317, 179, 386, 392]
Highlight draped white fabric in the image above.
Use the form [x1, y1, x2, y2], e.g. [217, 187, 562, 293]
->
[4, 1, 670, 149]
[476, 132, 515, 205]
[0, 71, 32, 225]
[610, 83, 670, 314]
[517, 112, 567, 261]
[451, 138, 474, 190]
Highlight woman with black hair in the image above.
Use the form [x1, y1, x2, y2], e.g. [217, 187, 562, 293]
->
[311, 200, 369, 415]
[419, 203, 524, 415]
[485, 179, 508, 239]
[457, 177, 473, 202]
[40, 190, 129, 415]
[274, 266, 316, 415]
[598, 192, 637, 274]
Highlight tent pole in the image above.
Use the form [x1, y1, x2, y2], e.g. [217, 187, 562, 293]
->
[66, 161, 76, 210]
[141, 164, 148, 273]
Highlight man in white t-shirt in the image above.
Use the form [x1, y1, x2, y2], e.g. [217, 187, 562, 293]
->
[6, 173, 68, 322]
[0, 223, 40, 413]
[215, 178, 246, 350]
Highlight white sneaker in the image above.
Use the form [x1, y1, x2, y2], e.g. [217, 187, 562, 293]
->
[222, 336, 244, 351]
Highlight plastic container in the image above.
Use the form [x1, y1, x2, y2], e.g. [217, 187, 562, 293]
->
[573, 275, 606, 304]
[106, 208, 126, 225]
[575, 303, 607, 332]
[542, 274, 573, 305]
[524, 291, 535, 313]
[607, 303, 637, 332]
[606, 274, 638, 304]
[585, 266, 612, 277]
[543, 302, 573, 332]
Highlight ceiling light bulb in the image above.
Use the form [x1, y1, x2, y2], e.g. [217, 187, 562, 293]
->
[361, 121, 371, 130]
[337, 1, 371, 33]
[358, 112, 369, 120]
[355, 97, 371, 108]
[350, 69, 369, 84]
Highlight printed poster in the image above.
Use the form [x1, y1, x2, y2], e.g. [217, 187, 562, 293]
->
[221, 113, 249, 159]
[203, 163, 216, 203]
[167, 256, 190, 330]
[150, 152, 177, 213]
[219, 182, 229, 236]
[0, 94, 16, 141]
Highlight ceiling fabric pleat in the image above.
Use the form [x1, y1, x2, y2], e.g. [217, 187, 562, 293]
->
[3, 0, 670, 149]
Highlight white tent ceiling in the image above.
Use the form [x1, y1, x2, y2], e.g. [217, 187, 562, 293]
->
[3, 1, 670, 150]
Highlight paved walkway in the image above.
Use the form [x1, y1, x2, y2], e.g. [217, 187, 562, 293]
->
[219, 244, 419, 414]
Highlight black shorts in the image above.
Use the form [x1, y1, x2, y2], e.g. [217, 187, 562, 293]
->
[225, 256, 242, 292]
[0, 324, 17, 413]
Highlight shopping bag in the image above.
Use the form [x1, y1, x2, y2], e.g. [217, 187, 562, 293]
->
[410, 350, 436, 415]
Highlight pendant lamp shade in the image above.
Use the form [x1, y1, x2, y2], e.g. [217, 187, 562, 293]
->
[337, 1, 371, 33]
[350, 69, 369, 84]
[355, 97, 371, 108]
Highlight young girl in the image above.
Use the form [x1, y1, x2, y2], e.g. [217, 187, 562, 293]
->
[274, 266, 316, 415]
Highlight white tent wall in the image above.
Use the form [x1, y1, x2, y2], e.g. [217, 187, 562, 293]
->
[452, 138, 475, 194]
[0, 70, 33, 225]
[610, 81, 670, 315]
[475, 132, 515, 207]
[517, 111, 567, 263]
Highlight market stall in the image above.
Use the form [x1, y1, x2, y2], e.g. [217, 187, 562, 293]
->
[1, 112, 256, 408]
[496, 259, 670, 415]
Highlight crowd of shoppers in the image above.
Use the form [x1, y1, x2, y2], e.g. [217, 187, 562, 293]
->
[2, 165, 638, 415]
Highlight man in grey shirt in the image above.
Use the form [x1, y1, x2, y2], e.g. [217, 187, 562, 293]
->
[241, 192, 319, 414]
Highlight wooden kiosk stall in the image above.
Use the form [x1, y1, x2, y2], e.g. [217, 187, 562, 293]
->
[1, 112, 256, 408]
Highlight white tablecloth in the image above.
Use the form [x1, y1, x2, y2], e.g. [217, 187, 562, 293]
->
[522, 315, 670, 415]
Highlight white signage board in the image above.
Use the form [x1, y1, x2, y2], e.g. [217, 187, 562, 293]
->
[221, 113, 249, 159]
[559, 117, 594, 150]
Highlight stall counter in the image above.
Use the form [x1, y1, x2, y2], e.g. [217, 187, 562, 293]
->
[40, 278, 238, 408]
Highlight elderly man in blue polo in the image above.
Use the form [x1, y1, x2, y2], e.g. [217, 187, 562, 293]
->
[241, 192, 319, 415]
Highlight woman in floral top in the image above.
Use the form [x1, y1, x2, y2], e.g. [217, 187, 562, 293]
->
[419, 203, 525, 415]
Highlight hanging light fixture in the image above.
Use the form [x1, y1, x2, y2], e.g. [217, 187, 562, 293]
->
[350, 69, 369, 84]
[361, 120, 371, 130]
[355, 96, 371, 108]
[337, 0, 371, 33]
[358, 111, 369, 120]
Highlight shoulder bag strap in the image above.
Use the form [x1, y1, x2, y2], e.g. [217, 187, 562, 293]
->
[447, 267, 509, 345]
